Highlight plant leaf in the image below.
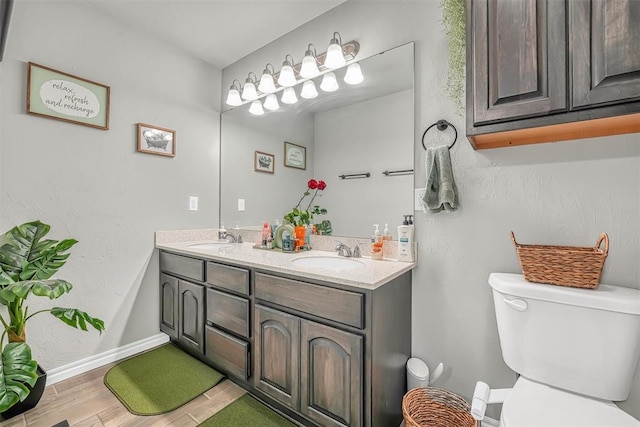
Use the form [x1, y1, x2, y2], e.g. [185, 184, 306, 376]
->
[50, 307, 105, 333]
[0, 280, 73, 303]
[0, 343, 38, 413]
[0, 221, 77, 282]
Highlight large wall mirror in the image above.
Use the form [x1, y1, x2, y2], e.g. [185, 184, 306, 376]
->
[220, 42, 414, 239]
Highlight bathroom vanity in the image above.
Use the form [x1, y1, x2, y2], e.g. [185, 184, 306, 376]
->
[156, 232, 414, 427]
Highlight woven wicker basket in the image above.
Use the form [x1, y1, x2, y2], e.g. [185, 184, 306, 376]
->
[402, 387, 477, 427]
[511, 231, 609, 289]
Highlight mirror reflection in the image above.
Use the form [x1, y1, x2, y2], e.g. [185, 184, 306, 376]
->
[220, 42, 414, 239]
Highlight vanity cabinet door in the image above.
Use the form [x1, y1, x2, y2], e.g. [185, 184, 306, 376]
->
[254, 304, 300, 410]
[570, 0, 640, 109]
[159, 273, 179, 339]
[178, 280, 204, 354]
[469, 0, 567, 125]
[300, 319, 363, 427]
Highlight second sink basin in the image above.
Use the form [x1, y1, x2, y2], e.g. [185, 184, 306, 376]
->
[291, 256, 365, 272]
[188, 241, 234, 250]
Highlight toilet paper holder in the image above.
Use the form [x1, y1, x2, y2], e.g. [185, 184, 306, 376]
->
[471, 381, 512, 421]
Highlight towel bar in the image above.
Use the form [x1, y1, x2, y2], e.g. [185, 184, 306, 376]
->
[421, 119, 457, 150]
[339, 172, 370, 180]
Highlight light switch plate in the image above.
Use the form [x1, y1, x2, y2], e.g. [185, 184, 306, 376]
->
[189, 196, 198, 211]
[238, 198, 245, 211]
[414, 188, 426, 211]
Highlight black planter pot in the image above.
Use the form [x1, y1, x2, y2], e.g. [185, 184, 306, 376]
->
[0, 365, 47, 420]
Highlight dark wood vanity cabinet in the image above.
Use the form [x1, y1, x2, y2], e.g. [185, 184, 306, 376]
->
[467, 0, 640, 149]
[159, 250, 411, 427]
[160, 252, 205, 354]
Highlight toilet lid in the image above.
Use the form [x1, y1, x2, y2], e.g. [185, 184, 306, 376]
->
[501, 378, 640, 427]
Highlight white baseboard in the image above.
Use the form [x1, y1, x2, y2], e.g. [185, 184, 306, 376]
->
[45, 333, 170, 386]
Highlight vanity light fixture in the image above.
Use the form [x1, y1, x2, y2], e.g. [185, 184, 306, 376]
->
[258, 64, 277, 94]
[263, 93, 280, 111]
[225, 32, 361, 112]
[344, 62, 364, 85]
[300, 80, 319, 99]
[277, 54, 297, 87]
[225, 79, 243, 106]
[300, 44, 320, 79]
[248, 99, 265, 115]
[241, 72, 259, 100]
[324, 32, 347, 69]
[281, 86, 298, 104]
[320, 71, 339, 92]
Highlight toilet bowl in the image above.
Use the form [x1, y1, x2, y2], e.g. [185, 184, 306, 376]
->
[500, 377, 639, 427]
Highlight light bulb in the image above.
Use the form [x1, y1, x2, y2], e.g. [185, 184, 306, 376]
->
[281, 87, 298, 104]
[300, 80, 319, 99]
[300, 50, 320, 79]
[320, 72, 339, 92]
[258, 72, 277, 94]
[324, 36, 346, 69]
[263, 94, 280, 111]
[225, 87, 242, 106]
[344, 62, 364, 85]
[241, 80, 258, 100]
[278, 57, 297, 87]
[248, 100, 264, 115]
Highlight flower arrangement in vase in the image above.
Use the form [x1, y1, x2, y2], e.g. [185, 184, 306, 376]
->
[283, 179, 331, 236]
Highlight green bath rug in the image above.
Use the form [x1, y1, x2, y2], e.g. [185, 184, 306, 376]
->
[198, 394, 297, 427]
[104, 343, 224, 415]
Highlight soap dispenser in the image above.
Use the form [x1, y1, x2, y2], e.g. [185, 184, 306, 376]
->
[371, 224, 384, 260]
[397, 215, 415, 262]
[383, 223, 392, 241]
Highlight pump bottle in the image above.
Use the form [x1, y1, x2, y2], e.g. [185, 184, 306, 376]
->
[397, 215, 415, 262]
[371, 224, 384, 260]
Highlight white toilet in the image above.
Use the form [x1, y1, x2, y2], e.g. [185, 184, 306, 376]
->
[477, 273, 640, 426]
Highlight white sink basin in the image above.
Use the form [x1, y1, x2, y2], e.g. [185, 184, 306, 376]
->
[187, 241, 234, 250]
[291, 256, 365, 271]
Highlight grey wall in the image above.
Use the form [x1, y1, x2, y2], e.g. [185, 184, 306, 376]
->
[221, 111, 314, 229]
[314, 90, 413, 237]
[0, 1, 221, 369]
[222, 0, 640, 419]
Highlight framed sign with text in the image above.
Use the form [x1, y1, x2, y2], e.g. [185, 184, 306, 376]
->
[27, 62, 110, 130]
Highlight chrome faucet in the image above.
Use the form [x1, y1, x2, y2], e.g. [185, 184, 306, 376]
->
[352, 243, 362, 258]
[222, 231, 242, 243]
[335, 242, 352, 257]
[336, 242, 361, 257]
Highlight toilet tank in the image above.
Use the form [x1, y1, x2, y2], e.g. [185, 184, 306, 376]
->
[489, 273, 640, 401]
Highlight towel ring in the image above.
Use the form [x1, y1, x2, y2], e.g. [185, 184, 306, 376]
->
[421, 119, 457, 151]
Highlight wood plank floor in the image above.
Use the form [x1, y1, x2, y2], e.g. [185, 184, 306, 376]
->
[0, 362, 247, 427]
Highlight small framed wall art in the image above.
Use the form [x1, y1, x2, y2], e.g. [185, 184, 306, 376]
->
[284, 141, 306, 170]
[137, 123, 176, 157]
[255, 151, 275, 173]
[27, 62, 110, 130]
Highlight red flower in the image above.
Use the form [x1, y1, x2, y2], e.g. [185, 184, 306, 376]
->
[307, 179, 318, 190]
[317, 180, 327, 190]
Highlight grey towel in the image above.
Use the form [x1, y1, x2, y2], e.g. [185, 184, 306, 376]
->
[423, 145, 459, 212]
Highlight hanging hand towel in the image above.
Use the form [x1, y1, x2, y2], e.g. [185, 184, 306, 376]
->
[422, 145, 459, 212]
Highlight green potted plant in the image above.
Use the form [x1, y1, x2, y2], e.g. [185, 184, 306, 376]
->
[284, 179, 331, 247]
[0, 220, 105, 417]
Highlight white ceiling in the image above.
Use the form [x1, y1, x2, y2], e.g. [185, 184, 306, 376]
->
[84, 0, 347, 69]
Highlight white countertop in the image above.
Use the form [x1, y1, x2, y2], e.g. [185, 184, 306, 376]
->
[156, 239, 416, 290]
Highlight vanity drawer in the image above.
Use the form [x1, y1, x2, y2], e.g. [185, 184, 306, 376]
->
[205, 325, 250, 380]
[254, 272, 364, 329]
[160, 252, 204, 282]
[206, 288, 250, 339]
[207, 262, 250, 296]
